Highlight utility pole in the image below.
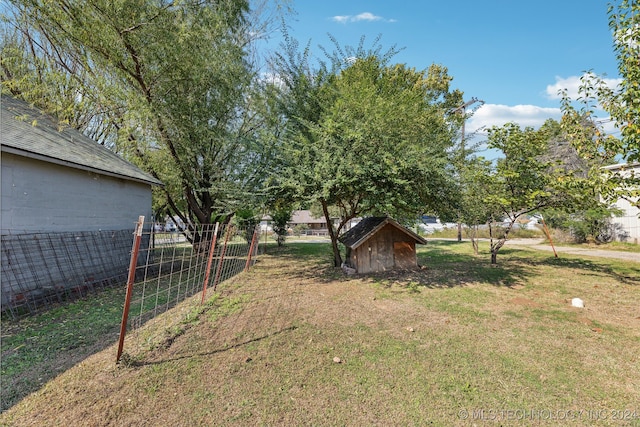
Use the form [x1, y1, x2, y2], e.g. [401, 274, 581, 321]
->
[450, 97, 484, 242]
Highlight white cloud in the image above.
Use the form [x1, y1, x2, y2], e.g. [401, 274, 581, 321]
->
[332, 15, 350, 24]
[461, 104, 562, 158]
[353, 12, 381, 22]
[464, 103, 620, 158]
[330, 12, 394, 24]
[546, 74, 623, 100]
[546, 76, 582, 100]
[467, 103, 561, 134]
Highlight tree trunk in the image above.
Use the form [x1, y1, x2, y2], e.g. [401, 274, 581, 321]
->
[470, 225, 479, 255]
[489, 216, 516, 265]
[489, 219, 505, 265]
[321, 200, 343, 267]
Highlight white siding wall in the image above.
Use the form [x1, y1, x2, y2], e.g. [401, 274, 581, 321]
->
[611, 197, 639, 243]
[1, 152, 153, 232]
[606, 164, 640, 244]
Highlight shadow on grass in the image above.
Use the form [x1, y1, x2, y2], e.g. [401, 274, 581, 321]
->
[414, 244, 533, 288]
[1, 289, 124, 412]
[264, 241, 534, 288]
[422, 240, 640, 288]
[262, 242, 334, 260]
[133, 325, 299, 367]
[523, 253, 640, 286]
[1, 253, 257, 413]
[271, 241, 640, 290]
[260, 243, 345, 283]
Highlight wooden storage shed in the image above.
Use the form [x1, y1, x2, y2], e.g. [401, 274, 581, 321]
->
[339, 217, 427, 274]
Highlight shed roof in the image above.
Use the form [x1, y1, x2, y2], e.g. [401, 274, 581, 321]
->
[1, 95, 162, 186]
[339, 216, 427, 249]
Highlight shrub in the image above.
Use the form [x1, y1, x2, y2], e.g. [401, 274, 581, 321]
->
[542, 207, 624, 244]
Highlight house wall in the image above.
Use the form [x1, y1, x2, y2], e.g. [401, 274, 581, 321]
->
[611, 197, 639, 243]
[1, 153, 154, 315]
[1, 152, 153, 232]
[605, 164, 639, 244]
[349, 224, 418, 274]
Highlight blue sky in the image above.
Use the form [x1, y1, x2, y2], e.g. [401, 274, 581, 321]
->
[261, 1, 622, 153]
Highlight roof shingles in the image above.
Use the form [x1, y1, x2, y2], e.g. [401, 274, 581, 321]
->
[339, 216, 427, 249]
[1, 95, 162, 186]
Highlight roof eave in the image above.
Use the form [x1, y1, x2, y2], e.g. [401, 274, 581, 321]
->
[342, 218, 427, 249]
[1, 145, 164, 187]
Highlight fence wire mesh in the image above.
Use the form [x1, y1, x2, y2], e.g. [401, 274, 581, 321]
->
[118, 222, 259, 361]
[1, 222, 259, 324]
[1, 229, 138, 319]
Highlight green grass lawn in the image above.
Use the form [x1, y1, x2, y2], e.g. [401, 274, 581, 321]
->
[1, 241, 639, 426]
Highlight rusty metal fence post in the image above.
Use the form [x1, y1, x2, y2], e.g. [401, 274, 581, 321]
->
[540, 215, 558, 258]
[116, 216, 145, 363]
[245, 226, 259, 272]
[200, 223, 220, 304]
[212, 225, 232, 291]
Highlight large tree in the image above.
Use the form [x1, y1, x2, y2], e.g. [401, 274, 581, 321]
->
[539, 118, 621, 243]
[1, 0, 287, 241]
[273, 37, 462, 266]
[559, 72, 639, 212]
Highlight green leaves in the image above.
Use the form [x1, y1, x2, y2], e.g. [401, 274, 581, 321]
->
[560, 2, 639, 167]
[271, 38, 459, 264]
[480, 121, 603, 263]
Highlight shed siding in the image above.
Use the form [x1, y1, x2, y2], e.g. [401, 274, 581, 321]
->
[394, 241, 416, 269]
[349, 223, 420, 274]
[1, 153, 152, 232]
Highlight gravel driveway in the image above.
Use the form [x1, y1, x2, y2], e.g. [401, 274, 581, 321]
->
[505, 238, 640, 263]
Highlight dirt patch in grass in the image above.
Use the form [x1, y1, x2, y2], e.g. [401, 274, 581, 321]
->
[2, 242, 639, 426]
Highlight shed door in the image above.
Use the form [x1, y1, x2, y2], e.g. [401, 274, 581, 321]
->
[393, 241, 415, 269]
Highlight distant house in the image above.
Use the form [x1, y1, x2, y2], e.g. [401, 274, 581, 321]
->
[339, 217, 427, 274]
[1, 95, 162, 316]
[288, 210, 330, 235]
[602, 163, 640, 243]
